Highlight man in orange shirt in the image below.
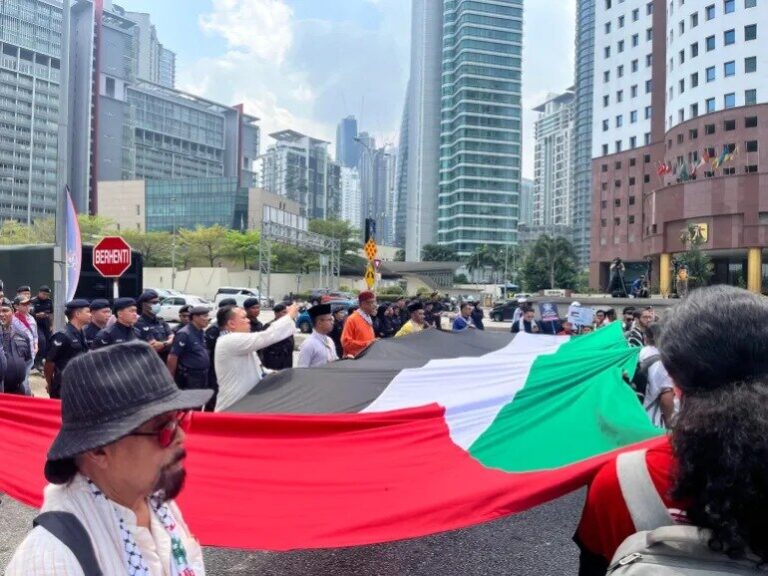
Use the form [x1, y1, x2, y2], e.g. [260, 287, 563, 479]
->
[341, 291, 377, 358]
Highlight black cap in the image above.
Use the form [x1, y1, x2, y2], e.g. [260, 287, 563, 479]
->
[408, 301, 424, 313]
[308, 303, 332, 321]
[273, 303, 287, 313]
[89, 299, 111, 312]
[189, 306, 210, 316]
[65, 299, 90, 312]
[13, 295, 31, 306]
[0, 297, 12, 308]
[136, 289, 159, 304]
[39, 285, 52, 293]
[243, 297, 260, 309]
[113, 297, 136, 312]
[218, 298, 237, 308]
[16, 285, 30, 293]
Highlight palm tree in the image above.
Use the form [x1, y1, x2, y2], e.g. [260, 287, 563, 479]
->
[529, 235, 578, 289]
[466, 245, 501, 282]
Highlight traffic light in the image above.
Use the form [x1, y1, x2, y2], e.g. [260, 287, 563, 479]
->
[364, 218, 376, 243]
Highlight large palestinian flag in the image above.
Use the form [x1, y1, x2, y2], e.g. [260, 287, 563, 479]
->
[0, 322, 664, 551]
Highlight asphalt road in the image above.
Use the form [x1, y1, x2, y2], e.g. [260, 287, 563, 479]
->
[0, 488, 584, 575]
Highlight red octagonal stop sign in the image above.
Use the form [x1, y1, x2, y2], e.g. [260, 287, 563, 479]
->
[93, 236, 132, 278]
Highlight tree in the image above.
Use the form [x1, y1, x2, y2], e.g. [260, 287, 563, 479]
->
[394, 248, 406, 262]
[179, 225, 228, 267]
[121, 230, 173, 267]
[520, 235, 579, 291]
[421, 243, 458, 262]
[225, 229, 260, 270]
[77, 214, 114, 239]
[309, 219, 361, 266]
[466, 245, 500, 282]
[678, 224, 713, 288]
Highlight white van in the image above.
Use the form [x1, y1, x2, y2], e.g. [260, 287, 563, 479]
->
[214, 287, 272, 309]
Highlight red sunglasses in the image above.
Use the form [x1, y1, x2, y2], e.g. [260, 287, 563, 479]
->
[128, 411, 191, 448]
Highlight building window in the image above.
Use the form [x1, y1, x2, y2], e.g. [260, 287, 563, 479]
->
[617, 90, 624, 102]
[618, 40, 625, 53]
[677, 133, 685, 144]
[724, 93, 736, 108]
[745, 24, 757, 40]
[706, 66, 716, 81]
[646, 53, 653, 67]
[745, 89, 757, 105]
[679, 49, 685, 65]
[618, 65, 624, 78]
[601, 200, 607, 208]
[745, 56, 757, 73]
[746, 165, 758, 173]
[614, 217, 621, 226]
[604, 95, 610, 107]
[745, 116, 758, 127]
[644, 154, 651, 164]
[691, 42, 699, 58]
[629, 194, 636, 203]
[706, 146, 716, 157]
[647, 28, 653, 41]
[691, 72, 699, 87]
[706, 4, 716, 19]
[745, 0, 757, 7]
[645, 105, 652, 119]
[602, 144, 609, 156]
[630, 110, 638, 123]
[646, 80, 653, 93]
[706, 35, 716, 51]
[647, 2, 654, 15]
[691, 12, 699, 27]
[632, 59, 639, 73]
[105, 77, 116, 98]
[644, 174, 651, 183]
[616, 115, 623, 127]
[633, 8, 639, 21]
[632, 34, 639, 47]
[724, 119, 736, 131]
[631, 85, 638, 97]
[629, 215, 636, 225]
[690, 103, 699, 117]
[706, 98, 716, 112]
[690, 128, 699, 139]
[601, 219, 607, 228]
[615, 180, 622, 188]
[679, 79, 685, 93]
[630, 136, 637, 149]
[601, 182, 608, 191]
[605, 22, 612, 33]
[604, 70, 611, 82]
[724, 61, 736, 77]
[602, 163, 608, 172]
[680, 21, 685, 35]
[724, 0, 735, 13]
[746, 140, 758, 152]
[619, 15, 625, 27]
[630, 157, 637, 167]
[679, 109, 685, 123]
[605, 46, 611, 58]
[724, 29, 736, 44]
[615, 161, 622, 169]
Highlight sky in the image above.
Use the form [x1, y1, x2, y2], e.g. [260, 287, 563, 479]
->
[118, 0, 576, 180]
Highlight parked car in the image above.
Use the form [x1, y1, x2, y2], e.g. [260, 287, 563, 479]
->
[146, 287, 184, 300]
[296, 301, 355, 333]
[157, 295, 212, 322]
[214, 287, 273, 309]
[489, 300, 520, 322]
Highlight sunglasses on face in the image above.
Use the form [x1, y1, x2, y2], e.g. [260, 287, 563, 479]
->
[128, 411, 191, 448]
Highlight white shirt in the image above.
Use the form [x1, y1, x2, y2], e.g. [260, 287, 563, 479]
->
[640, 345, 676, 428]
[297, 331, 338, 368]
[5, 474, 205, 576]
[214, 314, 296, 412]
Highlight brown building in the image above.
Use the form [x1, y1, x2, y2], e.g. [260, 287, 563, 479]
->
[590, 0, 768, 294]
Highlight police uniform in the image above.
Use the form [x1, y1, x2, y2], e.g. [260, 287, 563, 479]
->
[31, 286, 53, 367]
[135, 290, 174, 360]
[259, 306, 294, 370]
[244, 297, 264, 333]
[45, 300, 89, 399]
[83, 299, 111, 349]
[171, 320, 211, 391]
[92, 298, 137, 349]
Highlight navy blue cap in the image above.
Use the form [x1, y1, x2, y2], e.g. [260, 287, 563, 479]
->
[89, 299, 111, 311]
[114, 297, 136, 312]
[16, 285, 30, 293]
[243, 297, 260, 309]
[39, 285, 52, 293]
[189, 306, 210, 316]
[218, 298, 237, 308]
[65, 299, 90, 311]
[136, 289, 159, 304]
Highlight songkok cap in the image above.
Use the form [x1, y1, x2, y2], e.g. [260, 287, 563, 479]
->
[44, 342, 212, 484]
[243, 297, 260, 310]
[407, 301, 424, 313]
[16, 285, 31, 293]
[113, 297, 136, 312]
[308, 303, 332, 321]
[65, 299, 90, 312]
[358, 291, 375, 304]
[89, 299, 111, 311]
[136, 289, 159, 304]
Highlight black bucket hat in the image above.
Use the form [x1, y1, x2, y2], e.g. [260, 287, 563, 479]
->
[45, 341, 212, 483]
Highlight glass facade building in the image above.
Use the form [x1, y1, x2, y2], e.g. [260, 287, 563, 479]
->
[0, 0, 62, 221]
[438, 0, 524, 257]
[572, 0, 595, 268]
[145, 178, 248, 232]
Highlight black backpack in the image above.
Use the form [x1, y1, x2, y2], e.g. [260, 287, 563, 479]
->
[630, 354, 661, 401]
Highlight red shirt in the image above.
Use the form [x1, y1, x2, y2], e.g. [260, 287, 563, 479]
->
[576, 438, 686, 563]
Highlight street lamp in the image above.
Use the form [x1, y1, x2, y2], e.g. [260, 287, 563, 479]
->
[171, 196, 177, 289]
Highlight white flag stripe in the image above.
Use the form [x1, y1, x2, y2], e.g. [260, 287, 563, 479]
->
[362, 333, 568, 449]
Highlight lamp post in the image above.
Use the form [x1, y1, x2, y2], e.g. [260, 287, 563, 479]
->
[171, 195, 177, 289]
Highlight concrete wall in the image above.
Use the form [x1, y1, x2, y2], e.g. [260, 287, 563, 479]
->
[98, 180, 146, 232]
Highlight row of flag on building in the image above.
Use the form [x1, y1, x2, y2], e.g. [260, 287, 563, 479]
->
[656, 145, 741, 181]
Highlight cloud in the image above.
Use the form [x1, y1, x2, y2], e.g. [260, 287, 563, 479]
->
[179, 0, 410, 157]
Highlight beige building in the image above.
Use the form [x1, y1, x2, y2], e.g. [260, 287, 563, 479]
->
[99, 181, 146, 232]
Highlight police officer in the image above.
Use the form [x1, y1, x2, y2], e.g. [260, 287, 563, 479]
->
[31, 285, 53, 371]
[173, 305, 192, 334]
[167, 305, 211, 396]
[259, 303, 295, 370]
[244, 297, 264, 332]
[204, 298, 236, 409]
[93, 298, 138, 349]
[44, 299, 90, 399]
[83, 299, 112, 349]
[134, 289, 174, 360]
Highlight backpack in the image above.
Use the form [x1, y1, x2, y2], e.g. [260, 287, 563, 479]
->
[629, 354, 660, 401]
[34, 512, 103, 575]
[607, 450, 763, 575]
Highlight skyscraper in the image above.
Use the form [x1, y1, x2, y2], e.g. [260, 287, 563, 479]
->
[335, 115, 360, 169]
[119, 7, 176, 88]
[532, 89, 575, 229]
[437, 0, 524, 257]
[572, 0, 596, 268]
[340, 167, 362, 229]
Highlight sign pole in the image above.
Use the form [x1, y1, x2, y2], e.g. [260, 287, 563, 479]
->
[113, 278, 119, 299]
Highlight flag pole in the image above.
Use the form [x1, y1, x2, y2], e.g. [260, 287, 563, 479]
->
[54, 0, 71, 331]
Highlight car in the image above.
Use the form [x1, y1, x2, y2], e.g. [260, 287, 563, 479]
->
[146, 287, 184, 300]
[489, 300, 520, 322]
[296, 301, 355, 333]
[214, 286, 272, 309]
[157, 295, 212, 322]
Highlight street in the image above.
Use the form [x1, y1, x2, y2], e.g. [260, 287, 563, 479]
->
[0, 488, 584, 575]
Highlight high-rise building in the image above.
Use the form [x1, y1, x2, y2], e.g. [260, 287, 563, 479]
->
[399, 0, 443, 260]
[437, 0, 523, 257]
[335, 115, 360, 169]
[519, 177, 534, 226]
[394, 101, 409, 249]
[572, 0, 596, 268]
[118, 7, 176, 88]
[533, 89, 575, 229]
[340, 167, 362, 229]
[262, 130, 340, 220]
[590, 0, 768, 294]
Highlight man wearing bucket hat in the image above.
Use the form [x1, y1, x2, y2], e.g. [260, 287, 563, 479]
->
[6, 341, 210, 574]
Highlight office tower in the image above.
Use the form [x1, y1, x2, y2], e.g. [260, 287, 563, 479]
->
[340, 167, 362, 229]
[335, 115, 360, 169]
